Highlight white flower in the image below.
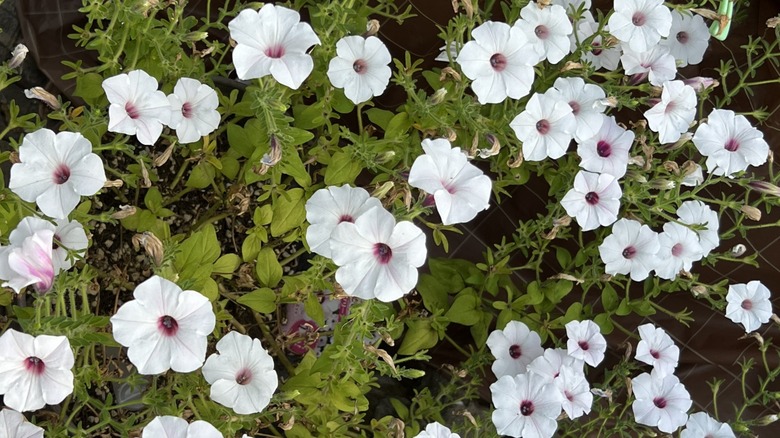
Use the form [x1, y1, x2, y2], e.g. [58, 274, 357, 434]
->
[142, 416, 221, 438]
[414, 422, 461, 438]
[0, 329, 74, 412]
[680, 412, 736, 438]
[598, 218, 660, 281]
[487, 320, 544, 377]
[676, 201, 719, 256]
[725, 281, 773, 333]
[10, 216, 88, 273]
[561, 170, 621, 232]
[693, 109, 769, 177]
[632, 372, 691, 433]
[490, 373, 562, 438]
[305, 185, 382, 258]
[662, 11, 710, 67]
[329, 206, 426, 302]
[554, 365, 592, 419]
[576, 19, 621, 71]
[9, 128, 106, 219]
[110, 275, 216, 374]
[408, 138, 492, 225]
[202, 331, 278, 414]
[654, 222, 704, 280]
[644, 81, 696, 144]
[102, 70, 170, 146]
[635, 323, 679, 377]
[681, 163, 704, 187]
[608, 0, 672, 53]
[167, 78, 220, 144]
[576, 115, 634, 179]
[456, 21, 535, 104]
[327, 36, 392, 105]
[510, 90, 576, 161]
[0, 408, 44, 437]
[552, 0, 592, 16]
[0, 229, 55, 294]
[621, 45, 677, 86]
[514, 3, 573, 64]
[228, 4, 321, 89]
[528, 348, 583, 383]
[565, 319, 607, 367]
[553, 77, 606, 142]
[435, 42, 458, 62]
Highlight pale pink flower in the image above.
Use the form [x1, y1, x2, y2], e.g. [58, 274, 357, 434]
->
[576, 115, 634, 179]
[662, 11, 710, 67]
[553, 77, 606, 142]
[510, 90, 576, 161]
[644, 80, 697, 144]
[10, 216, 88, 273]
[725, 281, 773, 333]
[560, 170, 621, 231]
[0, 408, 44, 437]
[676, 200, 719, 256]
[565, 319, 607, 367]
[102, 70, 171, 145]
[167, 78, 220, 144]
[608, 0, 672, 53]
[554, 365, 592, 419]
[0, 229, 55, 294]
[598, 218, 660, 281]
[491, 373, 562, 438]
[142, 416, 221, 438]
[415, 422, 461, 438]
[680, 412, 736, 438]
[528, 348, 583, 383]
[514, 3, 573, 64]
[654, 221, 704, 280]
[621, 45, 677, 86]
[635, 323, 679, 377]
[487, 320, 544, 377]
[327, 36, 392, 105]
[693, 109, 769, 177]
[632, 371, 691, 433]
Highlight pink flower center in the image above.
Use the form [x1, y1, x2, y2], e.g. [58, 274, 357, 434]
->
[373, 243, 392, 264]
[182, 102, 193, 119]
[509, 344, 522, 359]
[585, 192, 600, 205]
[676, 31, 689, 44]
[536, 119, 550, 135]
[157, 315, 179, 336]
[596, 140, 612, 157]
[564, 390, 574, 402]
[724, 138, 740, 152]
[520, 400, 535, 416]
[125, 102, 140, 119]
[632, 12, 646, 26]
[53, 164, 71, 185]
[352, 59, 368, 74]
[25, 356, 45, 375]
[591, 41, 603, 56]
[490, 53, 507, 72]
[622, 246, 637, 259]
[534, 25, 549, 40]
[741, 299, 753, 310]
[338, 214, 354, 223]
[664, 101, 677, 114]
[650, 349, 660, 359]
[653, 397, 667, 409]
[52, 234, 61, 250]
[569, 101, 581, 116]
[671, 243, 683, 257]
[265, 45, 285, 59]
[423, 194, 436, 207]
[578, 340, 590, 351]
[235, 368, 253, 385]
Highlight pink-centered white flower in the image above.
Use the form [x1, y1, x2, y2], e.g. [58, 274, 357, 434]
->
[102, 70, 170, 146]
[167, 78, 220, 144]
[632, 371, 692, 433]
[621, 45, 677, 86]
[635, 323, 679, 377]
[577, 115, 634, 179]
[142, 416, 221, 438]
[676, 200, 719, 256]
[228, 4, 321, 89]
[554, 365, 592, 419]
[9, 128, 106, 219]
[202, 331, 278, 414]
[110, 275, 216, 375]
[608, 0, 672, 53]
[329, 206, 426, 302]
[662, 10, 710, 67]
[514, 3, 573, 65]
[10, 216, 88, 273]
[528, 348, 584, 383]
[0, 329, 74, 412]
[681, 163, 704, 187]
[327, 36, 392, 105]
[654, 221, 704, 280]
[576, 19, 621, 71]
[561, 170, 621, 232]
[680, 412, 736, 438]
[510, 90, 576, 161]
[0, 408, 44, 437]
[0, 229, 55, 294]
[491, 373, 562, 438]
[598, 218, 660, 281]
[408, 138, 492, 225]
[644, 80, 697, 144]
[565, 319, 607, 367]
[487, 320, 544, 377]
[456, 21, 535, 104]
[553, 77, 606, 142]
[305, 185, 382, 258]
[725, 281, 773, 333]
[414, 422, 461, 438]
[693, 109, 769, 177]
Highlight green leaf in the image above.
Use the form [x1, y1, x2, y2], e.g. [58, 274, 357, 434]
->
[200, 277, 219, 301]
[444, 289, 480, 326]
[271, 188, 306, 237]
[331, 88, 355, 114]
[324, 150, 363, 186]
[285, 127, 315, 146]
[227, 123, 255, 158]
[279, 147, 312, 187]
[398, 319, 439, 355]
[416, 274, 448, 313]
[174, 225, 220, 283]
[601, 284, 619, 312]
[144, 187, 164, 214]
[594, 313, 614, 334]
[293, 102, 326, 129]
[385, 112, 411, 139]
[365, 108, 394, 130]
[562, 302, 582, 323]
[237, 288, 277, 314]
[186, 162, 216, 188]
[242, 232, 263, 262]
[255, 247, 283, 287]
[556, 246, 572, 269]
[213, 254, 241, 277]
[305, 293, 325, 327]
[75, 72, 107, 106]
[470, 311, 493, 345]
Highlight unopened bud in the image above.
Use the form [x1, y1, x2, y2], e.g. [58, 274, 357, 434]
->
[666, 132, 693, 151]
[8, 151, 19, 164]
[132, 231, 164, 266]
[8, 43, 28, 69]
[445, 127, 457, 142]
[771, 314, 780, 325]
[651, 177, 675, 189]
[371, 181, 394, 200]
[739, 331, 765, 347]
[741, 205, 762, 221]
[683, 76, 719, 92]
[591, 388, 613, 403]
[730, 243, 747, 257]
[748, 180, 780, 197]
[364, 19, 380, 37]
[560, 61, 583, 72]
[376, 150, 396, 164]
[184, 31, 208, 42]
[111, 205, 137, 219]
[757, 414, 778, 426]
[429, 88, 447, 105]
[24, 87, 60, 110]
[103, 179, 124, 188]
[553, 215, 571, 227]
[625, 170, 647, 183]
[628, 155, 646, 167]
[598, 96, 619, 108]
[691, 285, 708, 297]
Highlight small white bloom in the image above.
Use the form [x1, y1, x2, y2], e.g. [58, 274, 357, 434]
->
[676, 200, 719, 256]
[662, 11, 710, 67]
[142, 416, 221, 438]
[435, 42, 458, 62]
[10, 216, 88, 273]
[680, 412, 736, 438]
[510, 90, 576, 161]
[528, 348, 584, 383]
[576, 115, 634, 179]
[328, 36, 392, 105]
[408, 138, 492, 225]
[554, 365, 593, 419]
[561, 170, 621, 232]
[681, 163, 704, 187]
[514, 3, 573, 64]
[102, 70, 170, 146]
[0, 329, 74, 412]
[644, 80, 697, 144]
[110, 275, 216, 374]
[576, 19, 621, 71]
[565, 319, 607, 367]
[654, 222, 704, 280]
[0, 229, 55, 294]
[552, 0, 592, 16]
[167, 78, 220, 144]
[632, 372, 692, 433]
[725, 281, 773, 333]
[553, 77, 606, 142]
[491, 373, 562, 438]
[228, 4, 321, 89]
[456, 21, 535, 104]
[415, 422, 461, 438]
[693, 109, 769, 177]
[621, 45, 677, 86]
[9, 128, 106, 219]
[598, 218, 660, 281]
[329, 206, 427, 302]
[0, 408, 44, 437]
[608, 0, 672, 53]
[487, 320, 544, 377]
[635, 323, 679, 377]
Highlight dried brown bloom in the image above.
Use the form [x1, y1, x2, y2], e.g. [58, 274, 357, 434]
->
[24, 87, 60, 110]
[111, 205, 137, 220]
[154, 142, 176, 167]
[132, 232, 164, 266]
[364, 19, 380, 37]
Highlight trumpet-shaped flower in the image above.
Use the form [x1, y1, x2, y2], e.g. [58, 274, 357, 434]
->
[662, 11, 710, 67]
[491, 373, 562, 438]
[0, 408, 44, 437]
[654, 222, 703, 280]
[576, 19, 621, 71]
[528, 348, 584, 383]
[456, 21, 535, 104]
[327, 36, 392, 105]
[644, 80, 697, 144]
[408, 138, 492, 225]
[202, 331, 278, 414]
[576, 116, 634, 179]
[510, 90, 576, 161]
[676, 200, 719, 256]
[554, 365, 592, 419]
[608, 0, 672, 53]
[553, 77, 606, 143]
[725, 281, 773, 333]
[142, 416, 221, 438]
[0, 229, 55, 294]
[692, 109, 769, 177]
[102, 70, 170, 146]
[598, 218, 660, 281]
[415, 422, 461, 438]
[9, 128, 106, 219]
[632, 372, 691, 433]
[681, 163, 704, 187]
[110, 275, 216, 374]
[514, 3, 573, 64]
[565, 319, 607, 367]
[487, 320, 544, 377]
[329, 206, 426, 302]
[635, 323, 679, 377]
[680, 412, 736, 438]
[167, 78, 220, 144]
[0, 329, 74, 412]
[621, 45, 677, 86]
[305, 185, 382, 258]
[560, 170, 621, 232]
[228, 4, 321, 89]
[10, 216, 88, 273]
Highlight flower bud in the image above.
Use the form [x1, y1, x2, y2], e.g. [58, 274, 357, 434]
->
[154, 142, 176, 167]
[183, 31, 209, 42]
[371, 181, 394, 200]
[730, 243, 747, 257]
[691, 8, 720, 21]
[103, 179, 124, 188]
[680, 162, 703, 187]
[258, 134, 282, 174]
[111, 205, 137, 219]
[8, 43, 28, 69]
[757, 414, 778, 426]
[553, 215, 571, 227]
[768, 15, 780, 28]
[376, 150, 396, 164]
[560, 61, 583, 72]
[741, 205, 762, 221]
[364, 19, 380, 37]
[507, 150, 523, 168]
[665, 132, 693, 151]
[691, 285, 708, 297]
[597, 96, 619, 108]
[445, 127, 457, 142]
[625, 170, 647, 183]
[682, 77, 719, 92]
[24, 87, 60, 110]
[429, 88, 448, 105]
[748, 180, 780, 197]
